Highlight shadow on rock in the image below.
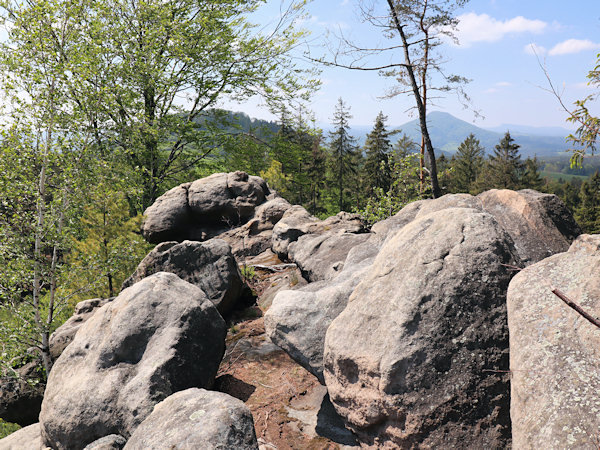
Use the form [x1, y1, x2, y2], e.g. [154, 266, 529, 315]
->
[214, 374, 256, 402]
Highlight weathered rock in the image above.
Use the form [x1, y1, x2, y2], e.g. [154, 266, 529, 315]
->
[216, 197, 292, 258]
[324, 207, 519, 448]
[0, 423, 42, 449]
[123, 388, 258, 450]
[288, 232, 371, 282]
[265, 258, 373, 384]
[141, 172, 272, 244]
[478, 189, 581, 265]
[50, 298, 114, 360]
[141, 183, 191, 244]
[0, 359, 45, 426]
[507, 234, 600, 449]
[40, 272, 226, 450]
[272, 206, 366, 261]
[83, 435, 127, 450]
[122, 239, 244, 315]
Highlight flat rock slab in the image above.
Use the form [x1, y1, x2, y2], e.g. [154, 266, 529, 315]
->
[123, 388, 258, 449]
[0, 423, 41, 449]
[508, 234, 600, 449]
[40, 272, 226, 450]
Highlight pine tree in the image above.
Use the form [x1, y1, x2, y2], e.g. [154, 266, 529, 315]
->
[328, 98, 358, 211]
[520, 157, 545, 191]
[363, 112, 393, 195]
[452, 133, 484, 193]
[477, 132, 524, 191]
[576, 171, 600, 233]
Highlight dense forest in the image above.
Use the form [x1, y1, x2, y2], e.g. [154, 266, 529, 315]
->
[0, 0, 598, 438]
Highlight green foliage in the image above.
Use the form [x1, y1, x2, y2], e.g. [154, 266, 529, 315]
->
[363, 112, 393, 195]
[240, 265, 256, 281]
[475, 132, 524, 192]
[451, 133, 485, 193]
[575, 171, 600, 233]
[0, 419, 20, 439]
[358, 152, 424, 226]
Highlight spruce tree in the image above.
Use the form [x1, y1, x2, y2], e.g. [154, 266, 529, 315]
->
[453, 133, 484, 193]
[520, 157, 545, 191]
[576, 171, 600, 233]
[477, 132, 524, 191]
[328, 98, 358, 211]
[363, 112, 393, 195]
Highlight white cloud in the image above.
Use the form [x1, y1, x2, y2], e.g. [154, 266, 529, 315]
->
[454, 13, 548, 47]
[524, 43, 547, 56]
[549, 39, 600, 56]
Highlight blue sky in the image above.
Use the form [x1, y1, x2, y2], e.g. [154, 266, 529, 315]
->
[224, 0, 600, 130]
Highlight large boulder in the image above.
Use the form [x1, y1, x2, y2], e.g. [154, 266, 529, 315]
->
[0, 423, 42, 449]
[50, 297, 114, 360]
[121, 239, 244, 315]
[40, 272, 226, 450]
[83, 434, 127, 450]
[142, 172, 271, 244]
[507, 234, 600, 449]
[123, 388, 258, 449]
[478, 189, 581, 265]
[323, 207, 519, 448]
[0, 359, 45, 426]
[272, 206, 366, 261]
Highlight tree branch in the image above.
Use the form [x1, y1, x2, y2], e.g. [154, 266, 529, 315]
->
[551, 287, 600, 329]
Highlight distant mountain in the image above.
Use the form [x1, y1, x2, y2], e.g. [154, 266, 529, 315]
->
[484, 124, 573, 137]
[392, 111, 570, 158]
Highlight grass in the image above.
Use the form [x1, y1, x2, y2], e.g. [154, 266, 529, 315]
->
[542, 170, 589, 182]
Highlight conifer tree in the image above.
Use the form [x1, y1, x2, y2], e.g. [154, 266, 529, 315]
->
[477, 132, 524, 191]
[452, 133, 484, 193]
[363, 112, 393, 195]
[520, 157, 545, 191]
[576, 171, 600, 233]
[328, 98, 358, 211]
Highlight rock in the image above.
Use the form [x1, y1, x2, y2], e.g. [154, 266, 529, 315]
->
[507, 234, 600, 449]
[50, 298, 114, 360]
[0, 359, 45, 426]
[288, 232, 371, 282]
[141, 172, 272, 244]
[265, 259, 373, 384]
[323, 208, 519, 448]
[123, 388, 258, 450]
[121, 239, 244, 315]
[40, 273, 226, 450]
[478, 189, 581, 265]
[83, 435, 127, 450]
[0, 423, 42, 449]
[141, 183, 191, 244]
[272, 206, 366, 261]
[216, 197, 292, 258]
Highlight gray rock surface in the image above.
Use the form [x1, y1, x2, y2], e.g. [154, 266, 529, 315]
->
[288, 232, 371, 282]
[50, 297, 114, 360]
[123, 388, 258, 450]
[141, 183, 191, 244]
[0, 359, 45, 426]
[83, 435, 126, 450]
[323, 207, 519, 448]
[478, 188, 581, 265]
[508, 234, 600, 449]
[40, 272, 226, 450]
[122, 239, 244, 315]
[0, 423, 41, 450]
[272, 207, 366, 261]
[141, 171, 272, 244]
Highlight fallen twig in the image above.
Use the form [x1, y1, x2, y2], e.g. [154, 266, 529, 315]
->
[252, 264, 297, 272]
[551, 287, 600, 329]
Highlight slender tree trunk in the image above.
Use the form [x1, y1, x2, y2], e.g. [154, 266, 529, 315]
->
[386, 0, 441, 198]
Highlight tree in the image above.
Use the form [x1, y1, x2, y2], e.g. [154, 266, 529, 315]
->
[575, 171, 600, 233]
[328, 98, 358, 211]
[477, 132, 524, 191]
[452, 133, 484, 193]
[520, 157, 544, 191]
[363, 112, 393, 194]
[319, 0, 471, 198]
[0, 0, 317, 211]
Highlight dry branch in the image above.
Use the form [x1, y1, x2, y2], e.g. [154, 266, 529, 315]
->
[551, 287, 600, 329]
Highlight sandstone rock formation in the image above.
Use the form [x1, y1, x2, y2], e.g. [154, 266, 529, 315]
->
[50, 297, 114, 360]
[323, 208, 519, 448]
[478, 188, 581, 265]
[40, 272, 226, 449]
[142, 171, 271, 244]
[0, 359, 45, 426]
[508, 234, 600, 449]
[121, 239, 244, 314]
[123, 388, 259, 449]
[0, 423, 41, 449]
[83, 434, 127, 449]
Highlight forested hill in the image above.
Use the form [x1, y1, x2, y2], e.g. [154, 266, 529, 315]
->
[394, 111, 571, 158]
